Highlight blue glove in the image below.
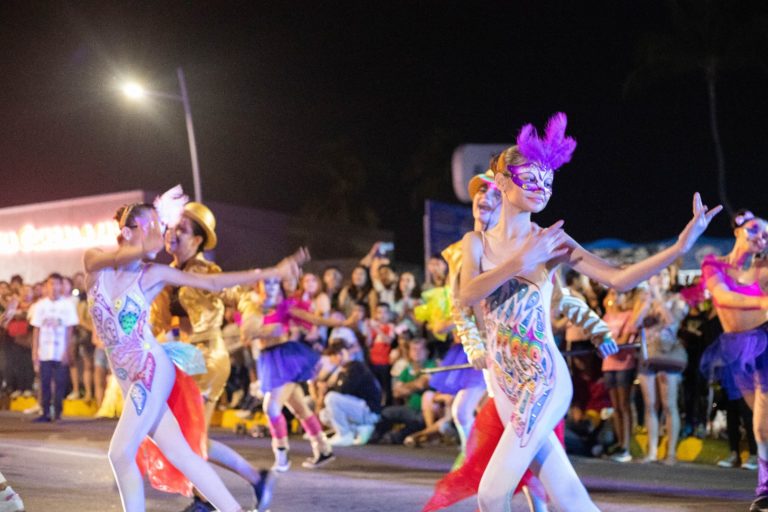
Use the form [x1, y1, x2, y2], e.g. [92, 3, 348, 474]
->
[597, 335, 619, 358]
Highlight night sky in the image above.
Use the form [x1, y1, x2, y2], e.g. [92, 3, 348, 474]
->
[2, 1, 767, 263]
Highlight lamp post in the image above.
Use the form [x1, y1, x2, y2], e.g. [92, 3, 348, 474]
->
[121, 67, 203, 202]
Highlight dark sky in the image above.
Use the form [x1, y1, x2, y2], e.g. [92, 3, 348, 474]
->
[1, 1, 767, 263]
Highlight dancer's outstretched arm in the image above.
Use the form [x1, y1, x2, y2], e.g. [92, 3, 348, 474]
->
[83, 228, 164, 273]
[145, 248, 309, 292]
[565, 193, 721, 291]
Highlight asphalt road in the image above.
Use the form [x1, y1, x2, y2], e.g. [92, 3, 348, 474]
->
[0, 411, 757, 511]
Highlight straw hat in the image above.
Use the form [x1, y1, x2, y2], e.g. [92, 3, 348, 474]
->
[467, 169, 495, 199]
[183, 202, 217, 251]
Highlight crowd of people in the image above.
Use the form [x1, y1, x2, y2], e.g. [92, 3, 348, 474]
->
[0, 244, 759, 467]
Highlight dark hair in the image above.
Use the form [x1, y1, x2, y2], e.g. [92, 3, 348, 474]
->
[565, 269, 581, 287]
[394, 272, 421, 302]
[47, 272, 63, 282]
[188, 218, 208, 254]
[322, 339, 347, 356]
[346, 266, 373, 299]
[731, 209, 756, 230]
[429, 254, 447, 265]
[376, 302, 391, 311]
[10, 274, 23, 284]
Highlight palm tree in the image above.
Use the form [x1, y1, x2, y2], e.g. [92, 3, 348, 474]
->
[625, 0, 768, 215]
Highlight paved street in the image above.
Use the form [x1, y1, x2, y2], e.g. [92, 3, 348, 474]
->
[0, 411, 757, 511]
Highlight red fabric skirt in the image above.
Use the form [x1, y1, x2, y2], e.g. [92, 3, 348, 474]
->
[136, 367, 208, 497]
[422, 398, 565, 511]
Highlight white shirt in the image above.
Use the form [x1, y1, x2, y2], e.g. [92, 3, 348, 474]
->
[30, 297, 79, 361]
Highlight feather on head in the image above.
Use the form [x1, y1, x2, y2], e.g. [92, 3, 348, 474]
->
[514, 112, 576, 173]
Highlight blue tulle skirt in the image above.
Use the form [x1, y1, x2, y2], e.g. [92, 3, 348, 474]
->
[258, 341, 320, 393]
[429, 343, 485, 395]
[700, 322, 768, 400]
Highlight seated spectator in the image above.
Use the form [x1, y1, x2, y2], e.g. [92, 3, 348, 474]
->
[320, 341, 382, 447]
[371, 338, 436, 445]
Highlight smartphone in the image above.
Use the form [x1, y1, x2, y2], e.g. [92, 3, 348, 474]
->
[378, 242, 395, 256]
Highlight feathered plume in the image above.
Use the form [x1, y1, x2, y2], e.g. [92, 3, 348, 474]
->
[515, 112, 577, 172]
[153, 184, 189, 229]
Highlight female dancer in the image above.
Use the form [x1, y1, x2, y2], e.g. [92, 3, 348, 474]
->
[423, 169, 613, 512]
[254, 277, 335, 471]
[700, 210, 768, 512]
[459, 113, 720, 511]
[84, 201, 306, 512]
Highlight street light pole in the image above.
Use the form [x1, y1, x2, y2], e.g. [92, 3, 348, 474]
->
[176, 67, 202, 203]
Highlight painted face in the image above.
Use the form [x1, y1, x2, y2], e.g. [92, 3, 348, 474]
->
[737, 218, 768, 254]
[263, 278, 283, 304]
[165, 215, 201, 257]
[472, 183, 502, 228]
[351, 267, 367, 287]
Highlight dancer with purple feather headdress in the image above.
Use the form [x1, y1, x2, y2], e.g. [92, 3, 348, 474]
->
[459, 113, 721, 511]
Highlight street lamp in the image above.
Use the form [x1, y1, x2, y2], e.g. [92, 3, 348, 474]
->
[120, 68, 203, 203]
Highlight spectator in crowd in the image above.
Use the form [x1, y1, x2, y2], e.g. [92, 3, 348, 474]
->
[298, 272, 331, 350]
[365, 303, 397, 406]
[30, 272, 79, 422]
[601, 288, 639, 463]
[322, 266, 344, 312]
[320, 340, 382, 447]
[371, 338, 435, 445]
[68, 275, 95, 402]
[392, 271, 421, 335]
[638, 267, 689, 464]
[338, 266, 376, 316]
[423, 254, 448, 291]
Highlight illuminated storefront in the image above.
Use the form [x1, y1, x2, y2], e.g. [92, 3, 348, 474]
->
[0, 191, 144, 282]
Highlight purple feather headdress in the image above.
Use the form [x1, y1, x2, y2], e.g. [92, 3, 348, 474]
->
[515, 112, 577, 173]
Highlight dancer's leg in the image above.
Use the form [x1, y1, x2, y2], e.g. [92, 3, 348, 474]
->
[658, 371, 681, 463]
[638, 372, 658, 460]
[285, 384, 331, 458]
[532, 431, 599, 512]
[208, 440, 262, 484]
[451, 387, 485, 453]
[263, 383, 294, 471]
[151, 408, 241, 512]
[107, 371, 175, 511]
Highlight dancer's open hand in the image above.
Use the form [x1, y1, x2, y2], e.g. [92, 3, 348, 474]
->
[275, 247, 310, 280]
[514, 220, 570, 271]
[677, 193, 722, 253]
[141, 225, 164, 257]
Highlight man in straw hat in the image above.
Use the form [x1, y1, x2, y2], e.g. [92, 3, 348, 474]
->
[151, 202, 274, 512]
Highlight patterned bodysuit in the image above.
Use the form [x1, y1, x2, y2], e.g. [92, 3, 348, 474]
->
[89, 266, 166, 416]
[481, 257, 570, 448]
